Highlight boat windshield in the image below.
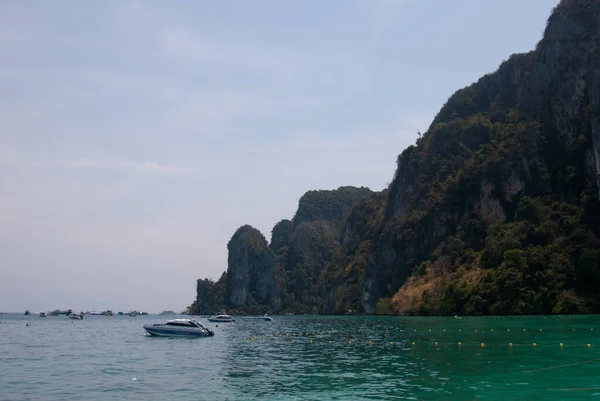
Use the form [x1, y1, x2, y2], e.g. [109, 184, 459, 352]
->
[190, 320, 206, 329]
[166, 319, 206, 328]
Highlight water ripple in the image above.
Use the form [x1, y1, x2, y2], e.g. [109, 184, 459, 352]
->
[2, 314, 600, 400]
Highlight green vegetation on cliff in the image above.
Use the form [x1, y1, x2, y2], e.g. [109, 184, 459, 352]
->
[190, 0, 600, 316]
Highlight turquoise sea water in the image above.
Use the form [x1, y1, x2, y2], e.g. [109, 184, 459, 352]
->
[1, 314, 600, 400]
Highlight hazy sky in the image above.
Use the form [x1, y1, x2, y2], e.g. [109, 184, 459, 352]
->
[1, 0, 558, 313]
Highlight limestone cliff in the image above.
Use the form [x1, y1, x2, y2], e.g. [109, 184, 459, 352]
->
[189, 187, 373, 315]
[190, 0, 600, 316]
[226, 225, 281, 311]
[325, 0, 600, 315]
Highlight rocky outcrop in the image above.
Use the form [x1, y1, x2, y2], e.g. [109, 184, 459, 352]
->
[226, 225, 281, 311]
[270, 219, 293, 251]
[292, 186, 373, 228]
[193, 273, 227, 314]
[190, 0, 600, 316]
[190, 187, 373, 314]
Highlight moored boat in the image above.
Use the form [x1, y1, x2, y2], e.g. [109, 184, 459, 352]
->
[143, 319, 215, 337]
[207, 314, 235, 323]
[69, 312, 84, 320]
[242, 314, 273, 321]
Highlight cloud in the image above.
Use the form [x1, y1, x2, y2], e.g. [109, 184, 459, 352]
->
[0, 151, 200, 175]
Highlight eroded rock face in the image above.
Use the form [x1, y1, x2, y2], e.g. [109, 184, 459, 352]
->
[226, 225, 280, 310]
[520, 0, 600, 196]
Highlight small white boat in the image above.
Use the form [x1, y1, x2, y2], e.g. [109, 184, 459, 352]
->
[242, 314, 273, 321]
[207, 314, 235, 323]
[69, 313, 83, 320]
[39, 311, 47, 317]
[144, 319, 215, 337]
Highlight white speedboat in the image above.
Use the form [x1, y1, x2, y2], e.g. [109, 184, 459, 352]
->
[143, 319, 215, 337]
[207, 314, 235, 323]
[242, 314, 273, 321]
[69, 312, 83, 320]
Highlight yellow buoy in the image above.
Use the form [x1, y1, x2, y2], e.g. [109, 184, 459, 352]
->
[481, 343, 485, 348]
[443, 329, 446, 332]
[507, 329, 510, 332]
[459, 329, 462, 332]
[291, 339, 294, 342]
[560, 343, 564, 347]
[587, 344, 591, 347]
[458, 342, 462, 346]
[309, 339, 312, 344]
[532, 343, 537, 347]
[509, 343, 513, 347]
[390, 342, 393, 345]
[491, 329, 494, 332]
[411, 341, 415, 345]
[434, 342, 438, 346]
[348, 340, 352, 345]
[369, 340, 372, 345]
[328, 341, 332, 344]
[474, 329, 478, 332]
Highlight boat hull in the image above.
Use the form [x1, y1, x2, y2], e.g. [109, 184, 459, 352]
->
[143, 325, 215, 337]
[207, 318, 234, 323]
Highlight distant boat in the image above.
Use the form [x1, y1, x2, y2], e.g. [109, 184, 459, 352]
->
[39, 311, 47, 317]
[242, 314, 273, 321]
[24, 310, 30, 316]
[50, 309, 73, 316]
[159, 310, 176, 316]
[69, 312, 84, 320]
[208, 314, 235, 323]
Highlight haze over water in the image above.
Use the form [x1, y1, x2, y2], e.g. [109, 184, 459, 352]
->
[2, 314, 599, 400]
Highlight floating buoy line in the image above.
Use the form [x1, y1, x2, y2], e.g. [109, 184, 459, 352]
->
[238, 327, 599, 348]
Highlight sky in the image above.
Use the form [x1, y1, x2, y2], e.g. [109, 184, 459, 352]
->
[0, 0, 559, 313]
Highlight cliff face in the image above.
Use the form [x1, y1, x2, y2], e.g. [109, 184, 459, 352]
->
[519, 0, 600, 196]
[322, 0, 600, 316]
[226, 225, 281, 311]
[191, 0, 600, 316]
[189, 187, 373, 315]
